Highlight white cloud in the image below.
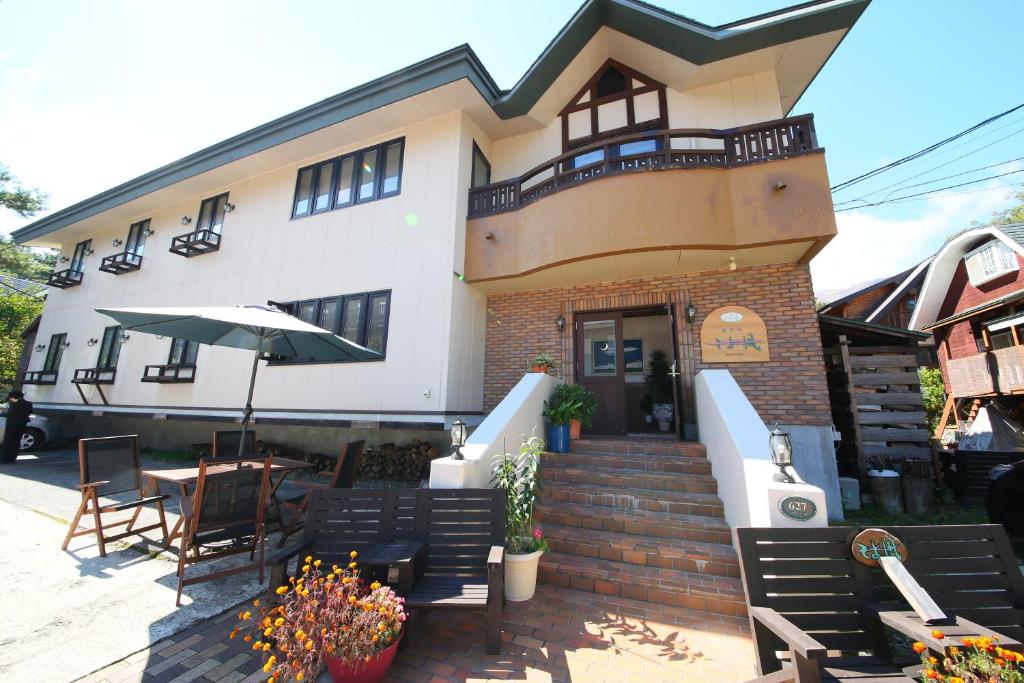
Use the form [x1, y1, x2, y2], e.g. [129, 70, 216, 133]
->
[811, 182, 1019, 295]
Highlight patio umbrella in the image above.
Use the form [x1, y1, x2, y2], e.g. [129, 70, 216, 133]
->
[95, 305, 377, 456]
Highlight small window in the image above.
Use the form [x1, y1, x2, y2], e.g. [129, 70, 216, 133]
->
[335, 156, 355, 207]
[271, 290, 391, 362]
[340, 296, 364, 341]
[296, 300, 318, 325]
[991, 330, 1014, 350]
[596, 66, 627, 97]
[318, 297, 341, 331]
[965, 240, 1018, 286]
[617, 139, 660, 157]
[380, 141, 404, 197]
[571, 149, 605, 169]
[97, 326, 123, 369]
[291, 139, 404, 219]
[293, 168, 314, 217]
[196, 193, 229, 235]
[124, 220, 149, 257]
[313, 161, 335, 213]
[168, 338, 199, 365]
[357, 149, 378, 202]
[366, 292, 390, 353]
[69, 239, 92, 273]
[43, 333, 67, 372]
[471, 142, 491, 189]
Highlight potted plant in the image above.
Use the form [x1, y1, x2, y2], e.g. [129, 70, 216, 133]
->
[529, 352, 556, 374]
[232, 551, 407, 682]
[551, 383, 597, 439]
[645, 350, 674, 432]
[866, 454, 902, 514]
[640, 393, 654, 427]
[492, 435, 549, 602]
[542, 396, 578, 453]
[914, 633, 1023, 681]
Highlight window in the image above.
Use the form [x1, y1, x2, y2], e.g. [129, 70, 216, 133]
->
[168, 338, 199, 366]
[471, 142, 491, 188]
[69, 239, 92, 273]
[43, 333, 66, 372]
[269, 290, 391, 362]
[291, 139, 404, 218]
[196, 193, 229, 235]
[97, 326, 123, 369]
[965, 240, 1018, 286]
[124, 219, 149, 257]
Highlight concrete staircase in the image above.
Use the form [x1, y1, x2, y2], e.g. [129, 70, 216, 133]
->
[534, 437, 747, 618]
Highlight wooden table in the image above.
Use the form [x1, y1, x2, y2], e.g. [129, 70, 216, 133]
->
[143, 457, 314, 548]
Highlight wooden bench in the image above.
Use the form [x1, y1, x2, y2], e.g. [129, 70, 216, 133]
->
[735, 524, 1024, 682]
[268, 487, 505, 654]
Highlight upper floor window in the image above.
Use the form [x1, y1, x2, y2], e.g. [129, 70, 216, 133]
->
[965, 240, 1018, 287]
[197, 193, 229, 236]
[43, 333, 67, 372]
[291, 138, 405, 219]
[125, 219, 150, 256]
[471, 142, 491, 188]
[271, 290, 391, 362]
[69, 239, 92, 273]
[97, 326, 123, 369]
[168, 338, 199, 366]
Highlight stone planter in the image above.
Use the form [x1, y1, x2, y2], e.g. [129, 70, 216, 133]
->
[868, 469, 903, 514]
[505, 548, 543, 601]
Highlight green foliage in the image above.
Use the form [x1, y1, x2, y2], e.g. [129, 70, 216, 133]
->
[0, 288, 43, 392]
[645, 349, 673, 403]
[550, 383, 597, 425]
[0, 234, 56, 281]
[988, 187, 1024, 226]
[0, 163, 46, 218]
[919, 367, 946, 432]
[542, 397, 579, 426]
[491, 434, 548, 554]
[835, 489, 987, 527]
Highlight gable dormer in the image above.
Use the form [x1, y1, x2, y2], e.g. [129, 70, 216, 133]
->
[559, 59, 667, 152]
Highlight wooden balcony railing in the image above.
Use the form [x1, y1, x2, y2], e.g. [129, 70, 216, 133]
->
[947, 346, 1024, 398]
[99, 250, 143, 275]
[467, 114, 818, 219]
[169, 228, 221, 258]
[47, 268, 84, 289]
[141, 363, 196, 383]
[22, 370, 58, 385]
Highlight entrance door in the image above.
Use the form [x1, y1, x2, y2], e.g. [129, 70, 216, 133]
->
[575, 312, 626, 435]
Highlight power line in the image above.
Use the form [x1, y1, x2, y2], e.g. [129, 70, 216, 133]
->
[830, 103, 1024, 192]
[834, 169, 1024, 211]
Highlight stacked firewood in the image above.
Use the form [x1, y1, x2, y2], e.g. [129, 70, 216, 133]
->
[357, 440, 444, 481]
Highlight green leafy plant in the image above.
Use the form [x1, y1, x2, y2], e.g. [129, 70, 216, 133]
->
[550, 383, 597, 426]
[645, 349, 674, 406]
[919, 367, 946, 433]
[913, 633, 1023, 682]
[542, 398, 578, 426]
[529, 351, 556, 370]
[491, 435, 549, 555]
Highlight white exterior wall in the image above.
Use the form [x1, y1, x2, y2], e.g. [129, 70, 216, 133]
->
[27, 112, 478, 419]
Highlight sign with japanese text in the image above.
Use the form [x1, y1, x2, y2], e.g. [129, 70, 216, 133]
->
[699, 306, 770, 363]
[851, 528, 908, 567]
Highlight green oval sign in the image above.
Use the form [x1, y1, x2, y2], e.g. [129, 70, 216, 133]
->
[780, 496, 817, 521]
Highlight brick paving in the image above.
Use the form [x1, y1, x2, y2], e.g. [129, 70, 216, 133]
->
[78, 584, 754, 683]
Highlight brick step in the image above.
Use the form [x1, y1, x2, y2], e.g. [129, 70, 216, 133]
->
[542, 481, 726, 518]
[543, 449, 713, 475]
[535, 500, 731, 545]
[540, 465, 717, 494]
[570, 438, 706, 458]
[542, 523, 740, 579]
[539, 551, 746, 618]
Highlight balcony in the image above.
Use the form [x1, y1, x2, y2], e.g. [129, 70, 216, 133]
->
[72, 367, 116, 385]
[169, 228, 221, 258]
[947, 347, 1024, 398]
[99, 251, 143, 275]
[464, 115, 835, 289]
[141, 363, 196, 383]
[47, 269, 84, 289]
[22, 370, 58, 385]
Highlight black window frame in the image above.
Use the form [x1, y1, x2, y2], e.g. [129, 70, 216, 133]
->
[266, 289, 391, 364]
[69, 239, 92, 273]
[471, 141, 491, 188]
[291, 138, 404, 219]
[196, 192, 229, 235]
[43, 333, 67, 372]
[124, 219, 150, 257]
[97, 325, 123, 370]
[168, 338, 199, 366]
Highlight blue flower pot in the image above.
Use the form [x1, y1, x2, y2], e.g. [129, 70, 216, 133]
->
[547, 423, 570, 453]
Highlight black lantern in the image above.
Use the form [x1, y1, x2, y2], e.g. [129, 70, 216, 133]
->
[768, 423, 794, 483]
[685, 303, 697, 324]
[451, 416, 467, 461]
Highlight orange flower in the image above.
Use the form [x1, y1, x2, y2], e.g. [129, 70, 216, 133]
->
[995, 658, 1006, 667]
[949, 647, 960, 657]
[350, 551, 358, 559]
[927, 656, 937, 665]
[931, 630, 945, 639]
[229, 630, 238, 640]
[923, 669, 938, 680]
[243, 635, 252, 643]
[912, 642, 927, 654]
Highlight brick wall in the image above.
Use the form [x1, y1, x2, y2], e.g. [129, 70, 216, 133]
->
[483, 262, 831, 427]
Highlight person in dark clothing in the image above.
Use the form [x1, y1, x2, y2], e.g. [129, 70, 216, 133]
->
[0, 390, 33, 464]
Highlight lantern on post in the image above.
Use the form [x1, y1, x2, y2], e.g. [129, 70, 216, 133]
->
[768, 423, 795, 483]
[451, 416, 467, 461]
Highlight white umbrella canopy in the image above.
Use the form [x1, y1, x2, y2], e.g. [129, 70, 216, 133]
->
[96, 305, 378, 456]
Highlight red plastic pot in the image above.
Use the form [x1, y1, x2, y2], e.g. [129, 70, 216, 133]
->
[323, 631, 403, 683]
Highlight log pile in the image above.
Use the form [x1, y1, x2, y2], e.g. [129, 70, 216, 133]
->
[357, 440, 444, 481]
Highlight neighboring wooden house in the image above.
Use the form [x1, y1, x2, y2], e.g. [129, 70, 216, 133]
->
[910, 222, 1024, 433]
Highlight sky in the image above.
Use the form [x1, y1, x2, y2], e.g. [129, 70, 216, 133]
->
[1, 0, 1022, 297]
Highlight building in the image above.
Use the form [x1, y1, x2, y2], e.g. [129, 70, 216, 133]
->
[818, 261, 931, 330]
[14, 0, 867, 474]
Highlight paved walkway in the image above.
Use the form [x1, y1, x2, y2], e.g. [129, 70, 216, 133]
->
[79, 584, 754, 682]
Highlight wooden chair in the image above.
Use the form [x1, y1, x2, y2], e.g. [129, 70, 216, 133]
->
[62, 435, 170, 557]
[276, 440, 365, 546]
[734, 524, 1024, 682]
[176, 458, 272, 606]
[211, 430, 256, 458]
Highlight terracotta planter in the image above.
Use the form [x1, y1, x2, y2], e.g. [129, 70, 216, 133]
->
[324, 630, 403, 683]
[531, 364, 551, 374]
[505, 548, 543, 601]
[569, 419, 581, 440]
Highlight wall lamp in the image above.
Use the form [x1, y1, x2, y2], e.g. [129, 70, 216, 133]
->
[774, 180, 788, 192]
[555, 313, 567, 333]
[111, 238, 123, 248]
[59, 256, 70, 263]
[84, 246, 95, 256]
[769, 424, 795, 484]
[180, 216, 192, 226]
[143, 226, 156, 237]
[34, 344, 46, 352]
[685, 303, 697, 324]
[87, 338, 99, 347]
[61, 340, 71, 349]
[224, 202, 236, 213]
[728, 256, 737, 271]
[120, 332, 131, 343]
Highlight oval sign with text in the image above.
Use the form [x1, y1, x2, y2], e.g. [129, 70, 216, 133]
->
[779, 496, 817, 521]
[851, 528, 908, 567]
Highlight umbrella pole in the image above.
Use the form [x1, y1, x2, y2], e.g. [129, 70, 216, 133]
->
[238, 332, 265, 459]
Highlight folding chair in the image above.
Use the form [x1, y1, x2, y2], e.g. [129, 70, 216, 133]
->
[211, 430, 256, 458]
[62, 435, 170, 557]
[176, 457, 272, 606]
[277, 440, 365, 547]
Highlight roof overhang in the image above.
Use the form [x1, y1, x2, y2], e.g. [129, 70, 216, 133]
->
[12, 0, 869, 247]
[863, 257, 931, 323]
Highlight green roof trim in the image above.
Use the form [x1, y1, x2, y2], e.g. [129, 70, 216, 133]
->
[13, 0, 869, 245]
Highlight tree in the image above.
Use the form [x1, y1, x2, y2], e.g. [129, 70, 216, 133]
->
[919, 367, 946, 433]
[0, 163, 46, 217]
[0, 234, 56, 281]
[0, 287, 43, 392]
[989, 186, 1024, 226]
